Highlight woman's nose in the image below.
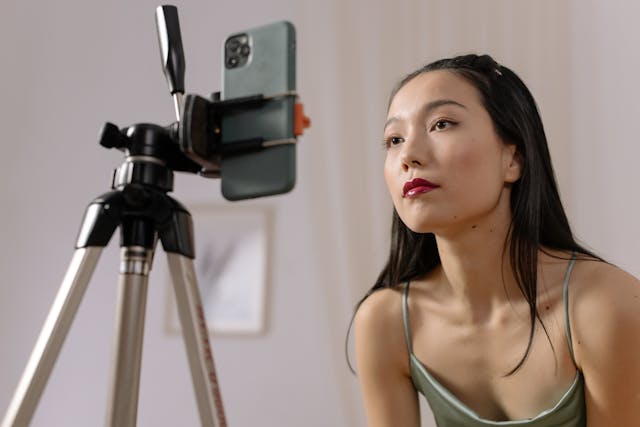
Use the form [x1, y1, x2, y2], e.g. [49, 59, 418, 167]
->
[399, 136, 426, 170]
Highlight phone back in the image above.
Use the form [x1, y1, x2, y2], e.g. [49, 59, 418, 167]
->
[221, 21, 296, 200]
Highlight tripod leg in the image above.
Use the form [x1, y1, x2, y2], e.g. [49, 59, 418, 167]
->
[104, 246, 153, 427]
[167, 253, 227, 427]
[1, 247, 103, 427]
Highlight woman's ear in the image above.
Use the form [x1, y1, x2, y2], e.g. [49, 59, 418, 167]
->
[503, 144, 522, 184]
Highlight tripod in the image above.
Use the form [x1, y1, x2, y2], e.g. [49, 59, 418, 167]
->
[2, 6, 309, 425]
[1, 6, 228, 427]
[1, 122, 227, 427]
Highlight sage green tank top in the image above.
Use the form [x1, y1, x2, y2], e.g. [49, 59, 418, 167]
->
[401, 255, 586, 426]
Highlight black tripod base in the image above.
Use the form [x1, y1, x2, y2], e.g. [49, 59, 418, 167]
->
[75, 185, 195, 259]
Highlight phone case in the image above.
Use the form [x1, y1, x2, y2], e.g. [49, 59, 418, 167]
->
[220, 21, 296, 201]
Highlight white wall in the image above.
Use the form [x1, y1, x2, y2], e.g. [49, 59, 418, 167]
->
[1, 1, 635, 426]
[570, 0, 640, 276]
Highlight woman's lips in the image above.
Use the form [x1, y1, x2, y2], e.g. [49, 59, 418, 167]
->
[403, 178, 439, 198]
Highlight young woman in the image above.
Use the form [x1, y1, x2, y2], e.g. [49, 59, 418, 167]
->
[353, 54, 640, 426]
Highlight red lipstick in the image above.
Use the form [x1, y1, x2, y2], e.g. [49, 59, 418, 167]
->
[403, 178, 439, 198]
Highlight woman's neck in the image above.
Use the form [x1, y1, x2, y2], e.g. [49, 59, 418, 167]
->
[432, 214, 524, 323]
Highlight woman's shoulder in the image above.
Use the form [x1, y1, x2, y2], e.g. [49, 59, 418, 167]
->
[567, 257, 640, 422]
[569, 255, 640, 363]
[354, 285, 406, 332]
[571, 255, 640, 301]
[354, 284, 411, 373]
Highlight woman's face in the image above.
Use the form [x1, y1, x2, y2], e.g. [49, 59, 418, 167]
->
[383, 70, 521, 235]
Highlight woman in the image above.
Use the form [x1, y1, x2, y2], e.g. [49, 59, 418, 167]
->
[353, 54, 640, 426]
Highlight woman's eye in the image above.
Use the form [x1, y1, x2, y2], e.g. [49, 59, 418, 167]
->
[432, 120, 455, 131]
[384, 136, 404, 147]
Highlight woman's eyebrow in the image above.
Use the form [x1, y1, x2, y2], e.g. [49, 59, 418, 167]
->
[423, 98, 467, 114]
[384, 98, 468, 131]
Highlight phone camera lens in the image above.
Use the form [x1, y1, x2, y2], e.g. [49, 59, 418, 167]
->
[240, 44, 251, 57]
[226, 56, 239, 68]
[226, 39, 241, 53]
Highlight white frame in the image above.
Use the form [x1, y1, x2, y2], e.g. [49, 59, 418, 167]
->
[165, 203, 270, 336]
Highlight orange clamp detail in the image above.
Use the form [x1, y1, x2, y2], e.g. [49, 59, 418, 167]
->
[294, 103, 311, 136]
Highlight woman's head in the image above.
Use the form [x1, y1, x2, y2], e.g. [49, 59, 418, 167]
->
[383, 67, 522, 235]
[385, 54, 564, 245]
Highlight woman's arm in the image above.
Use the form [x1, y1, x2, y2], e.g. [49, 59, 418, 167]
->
[572, 262, 640, 425]
[354, 288, 420, 427]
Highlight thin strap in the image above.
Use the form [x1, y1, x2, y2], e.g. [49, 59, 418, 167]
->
[562, 252, 578, 367]
[401, 281, 413, 354]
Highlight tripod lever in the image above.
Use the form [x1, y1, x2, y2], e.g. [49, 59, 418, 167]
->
[156, 5, 185, 121]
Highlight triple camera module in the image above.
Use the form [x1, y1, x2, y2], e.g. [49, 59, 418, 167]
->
[225, 34, 251, 69]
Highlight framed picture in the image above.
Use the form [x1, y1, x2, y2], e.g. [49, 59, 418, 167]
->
[165, 203, 270, 335]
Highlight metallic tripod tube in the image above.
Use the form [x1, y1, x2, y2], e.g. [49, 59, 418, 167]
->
[105, 246, 153, 427]
[1, 248, 102, 427]
[167, 253, 227, 427]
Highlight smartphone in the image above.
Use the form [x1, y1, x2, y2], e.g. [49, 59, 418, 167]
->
[220, 21, 296, 201]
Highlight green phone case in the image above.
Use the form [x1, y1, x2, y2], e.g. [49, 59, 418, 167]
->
[220, 21, 296, 201]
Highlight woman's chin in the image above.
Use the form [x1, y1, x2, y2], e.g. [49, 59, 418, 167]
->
[403, 221, 435, 234]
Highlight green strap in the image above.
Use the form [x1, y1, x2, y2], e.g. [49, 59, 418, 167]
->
[401, 281, 413, 354]
[562, 253, 578, 367]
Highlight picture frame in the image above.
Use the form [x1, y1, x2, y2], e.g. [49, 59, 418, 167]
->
[164, 203, 270, 336]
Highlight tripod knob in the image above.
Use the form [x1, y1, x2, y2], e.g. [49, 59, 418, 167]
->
[99, 122, 130, 150]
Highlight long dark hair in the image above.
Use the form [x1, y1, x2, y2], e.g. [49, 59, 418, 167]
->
[348, 54, 599, 375]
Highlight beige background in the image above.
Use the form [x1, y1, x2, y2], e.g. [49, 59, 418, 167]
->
[1, 1, 638, 426]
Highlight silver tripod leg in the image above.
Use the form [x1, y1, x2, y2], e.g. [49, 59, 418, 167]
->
[167, 253, 227, 427]
[1, 247, 103, 427]
[104, 246, 153, 427]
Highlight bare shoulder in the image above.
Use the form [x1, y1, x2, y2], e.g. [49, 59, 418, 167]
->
[568, 258, 640, 422]
[354, 286, 405, 345]
[570, 257, 640, 315]
[355, 286, 404, 328]
[354, 286, 408, 371]
[354, 286, 420, 426]
[569, 259, 640, 366]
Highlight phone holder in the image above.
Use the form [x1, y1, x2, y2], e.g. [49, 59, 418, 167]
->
[98, 90, 310, 180]
[180, 91, 310, 177]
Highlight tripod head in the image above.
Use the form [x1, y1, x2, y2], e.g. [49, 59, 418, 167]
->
[98, 5, 310, 197]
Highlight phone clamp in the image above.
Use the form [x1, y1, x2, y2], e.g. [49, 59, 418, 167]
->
[180, 91, 310, 177]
